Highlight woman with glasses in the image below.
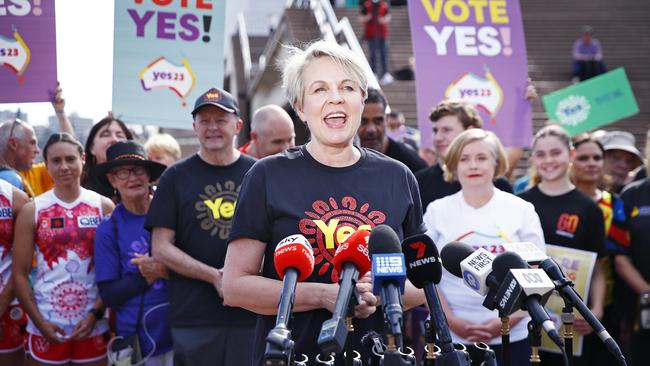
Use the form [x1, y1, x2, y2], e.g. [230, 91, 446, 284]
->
[13, 133, 115, 366]
[93, 141, 172, 366]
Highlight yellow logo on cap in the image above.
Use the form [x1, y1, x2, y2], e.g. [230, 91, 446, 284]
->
[205, 92, 220, 100]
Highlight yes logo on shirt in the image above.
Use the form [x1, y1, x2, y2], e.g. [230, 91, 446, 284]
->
[298, 196, 386, 282]
[556, 213, 579, 238]
[196, 180, 241, 239]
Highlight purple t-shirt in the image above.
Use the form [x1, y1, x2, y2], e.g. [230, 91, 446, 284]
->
[95, 203, 172, 356]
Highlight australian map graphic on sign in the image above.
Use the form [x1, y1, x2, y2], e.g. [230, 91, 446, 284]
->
[445, 68, 504, 124]
[0, 27, 31, 82]
[140, 56, 196, 106]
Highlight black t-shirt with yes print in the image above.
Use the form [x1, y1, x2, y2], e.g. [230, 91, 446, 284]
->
[229, 145, 426, 365]
[145, 153, 257, 328]
[518, 186, 606, 257]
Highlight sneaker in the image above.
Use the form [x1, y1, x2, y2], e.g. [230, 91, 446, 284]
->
[571, 76, 580, 84]
[380, 73, 394, 85]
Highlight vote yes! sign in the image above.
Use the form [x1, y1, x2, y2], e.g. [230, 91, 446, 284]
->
[0, 0, 57, 103]
[408, 0, 532, 148]
[112, 0, 226, 129]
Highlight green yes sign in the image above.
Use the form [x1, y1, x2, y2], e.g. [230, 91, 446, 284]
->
[542, 68, 639, 136]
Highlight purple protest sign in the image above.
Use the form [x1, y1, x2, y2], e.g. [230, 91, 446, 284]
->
[0, 0, 57, 103]
[408, 0, 531, 148]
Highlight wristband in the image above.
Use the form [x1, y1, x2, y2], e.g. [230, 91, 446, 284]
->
[89, 307, 104, 320]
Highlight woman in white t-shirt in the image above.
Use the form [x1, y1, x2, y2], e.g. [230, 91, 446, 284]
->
[423, 129, 545, 366]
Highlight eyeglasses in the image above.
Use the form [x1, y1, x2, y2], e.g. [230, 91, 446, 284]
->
[8, 119, 25, 140]
[111, 166, 147, 180]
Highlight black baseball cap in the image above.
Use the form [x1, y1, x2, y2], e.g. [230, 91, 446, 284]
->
[191, 87, 240, 117]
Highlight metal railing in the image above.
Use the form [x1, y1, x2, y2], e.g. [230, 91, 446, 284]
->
[236, 13, 252, 84]
[304, 0, 381, 90]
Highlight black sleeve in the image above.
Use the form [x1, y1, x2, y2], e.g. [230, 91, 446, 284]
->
[145, 165, 178, 231]
[587, 203, 607, 258]
[228, 162, 272, 244]
[97, 274, 150, 308]
[407, 152, 428, 174]
[403, 170, 426, 237]
[495, 177, 513, 193]
[415, 167, 433, 209]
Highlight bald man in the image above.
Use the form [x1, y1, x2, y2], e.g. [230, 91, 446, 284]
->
[239, 105, 295, 159]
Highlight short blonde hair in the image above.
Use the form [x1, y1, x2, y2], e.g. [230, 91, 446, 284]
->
[281, 40, 371, 111]
[144, 133, 181, 160]
[443, 129, 508, 182]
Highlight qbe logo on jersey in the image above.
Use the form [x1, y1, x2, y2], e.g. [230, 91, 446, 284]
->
[77, 216, 101, 228]
[0, 206, 11, 220]
[373, 254, 406, 275]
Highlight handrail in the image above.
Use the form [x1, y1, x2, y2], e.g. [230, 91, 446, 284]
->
[307, 0, 381, 90]
[237, 13, 252, 83]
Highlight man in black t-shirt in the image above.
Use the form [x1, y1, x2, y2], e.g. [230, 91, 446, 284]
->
[358, 88, 427, 174]
[416, 100, 512, 211]
[145, 87, 257, 366]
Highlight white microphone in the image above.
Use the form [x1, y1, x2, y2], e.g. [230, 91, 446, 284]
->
[501, 242, 548, 265]
[459, 247, 496, 296]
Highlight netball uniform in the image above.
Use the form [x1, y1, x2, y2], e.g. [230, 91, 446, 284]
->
[25, 188, 108, 364]
[0, 179, 26, 353]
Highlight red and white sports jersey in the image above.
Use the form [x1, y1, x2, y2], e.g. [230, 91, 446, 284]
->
[28, 188, 107, 337]
[0, 180, 14, 300]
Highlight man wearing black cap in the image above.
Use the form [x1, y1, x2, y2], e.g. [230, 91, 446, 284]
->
[145, 88, 257, 366]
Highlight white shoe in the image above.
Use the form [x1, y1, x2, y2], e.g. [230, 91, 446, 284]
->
[380, 73, 394, 85]
[571, 76, 580, 84]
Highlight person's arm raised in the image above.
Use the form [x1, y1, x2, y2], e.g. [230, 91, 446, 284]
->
[51, 83, 74, 135]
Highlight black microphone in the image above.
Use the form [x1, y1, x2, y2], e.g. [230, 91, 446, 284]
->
[369, 225, 406, 344]
[539, 258, 627, 366]
[401, 234, 453, 352]
[491, 252, 564, 349]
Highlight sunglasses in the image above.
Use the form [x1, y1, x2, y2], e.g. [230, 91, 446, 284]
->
[8, 119, 25, 140]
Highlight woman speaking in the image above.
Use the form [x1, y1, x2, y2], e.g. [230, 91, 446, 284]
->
[222, 40, 426, 365]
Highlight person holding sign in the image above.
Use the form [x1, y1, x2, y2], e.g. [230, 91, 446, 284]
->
[518, 125, 607, 366]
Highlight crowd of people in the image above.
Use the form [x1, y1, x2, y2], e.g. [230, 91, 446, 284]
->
[0, 37, 648, 366]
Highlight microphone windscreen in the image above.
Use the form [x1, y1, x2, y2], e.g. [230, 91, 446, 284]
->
[333, 229, 372, 276]
[368, 225, 401, 255]
[491, 251, 528, 282]
[274, 234, 315, 281]
[440, 242, 475, 278]
[401, 234, 442, 287]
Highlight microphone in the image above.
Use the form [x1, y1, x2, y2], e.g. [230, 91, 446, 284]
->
[318, 229, 372, 355]
[401, 234, 455, 354]
[501, 242, 548, 265]
[369, 225, 406, 343]
[539, 258, 627, 366]
[265, 234, 315, 365]
[491, 252, 563, 348]
[440, 242, 503, 311]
